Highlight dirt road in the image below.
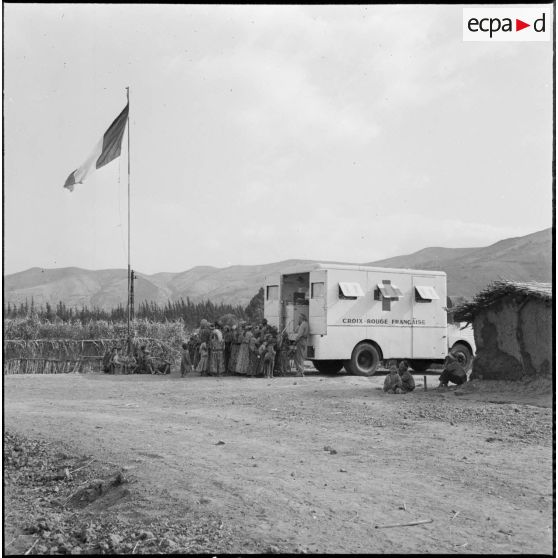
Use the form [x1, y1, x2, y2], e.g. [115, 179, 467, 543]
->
[4, 371, 553, 554]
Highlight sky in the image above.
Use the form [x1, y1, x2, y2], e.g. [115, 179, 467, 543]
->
[3, 4, 553, 275]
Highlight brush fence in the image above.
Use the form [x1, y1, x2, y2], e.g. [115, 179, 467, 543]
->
[4, 337, 181, 375]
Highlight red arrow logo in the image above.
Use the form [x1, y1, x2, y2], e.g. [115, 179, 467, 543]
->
[516, 19, 530, 31]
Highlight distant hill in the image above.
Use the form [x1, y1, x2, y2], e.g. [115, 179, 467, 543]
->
[4, 228, 552, 310]
[367, 228, 552, 300]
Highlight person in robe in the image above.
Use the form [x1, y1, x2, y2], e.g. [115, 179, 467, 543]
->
[229, 324, 241, 373]
[294, 314, 309, 377]
[196, 341, 209, 374]
[235, 325, 251, 375]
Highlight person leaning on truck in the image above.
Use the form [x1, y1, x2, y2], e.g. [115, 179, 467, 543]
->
[294, 314, 309, 377]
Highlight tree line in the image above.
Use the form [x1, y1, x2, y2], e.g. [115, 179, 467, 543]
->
[4, 288, 264, 328]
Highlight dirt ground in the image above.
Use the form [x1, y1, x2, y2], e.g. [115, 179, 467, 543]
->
[3, 369, 554, 554]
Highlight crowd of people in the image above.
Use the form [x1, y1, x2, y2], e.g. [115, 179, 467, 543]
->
[180, 315, 309, 378]
[102, 314, 310, 378]
[102, 344, 172, 375]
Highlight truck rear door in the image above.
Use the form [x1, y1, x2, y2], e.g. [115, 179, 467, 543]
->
[411, 275, 447, 359]
[264, 274, 282, 330]
[309, 270, 327, 335]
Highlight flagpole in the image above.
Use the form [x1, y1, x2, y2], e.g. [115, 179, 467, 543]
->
[126, 86, 131, 353]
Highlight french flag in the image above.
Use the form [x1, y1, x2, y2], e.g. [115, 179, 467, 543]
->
[63, 103, 129, 192]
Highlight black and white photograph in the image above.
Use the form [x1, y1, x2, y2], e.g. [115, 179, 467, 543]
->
[3, 4, 554, 555]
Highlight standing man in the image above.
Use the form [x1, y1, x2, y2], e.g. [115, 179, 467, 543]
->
[294, 314, 309, 377]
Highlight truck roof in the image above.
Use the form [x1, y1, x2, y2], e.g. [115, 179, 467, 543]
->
[270, 262, 447, 277]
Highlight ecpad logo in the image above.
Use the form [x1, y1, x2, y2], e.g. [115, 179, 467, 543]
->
[463, 8, 551, 41]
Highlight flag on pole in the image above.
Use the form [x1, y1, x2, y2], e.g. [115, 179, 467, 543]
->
[63, 103, 129, 192]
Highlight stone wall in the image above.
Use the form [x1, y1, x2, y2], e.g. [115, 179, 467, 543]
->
[471, 296, 552, 380]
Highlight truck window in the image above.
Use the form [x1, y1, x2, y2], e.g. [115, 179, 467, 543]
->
[414, 285, 439, 303]
[311, 282, 325, 298]
[338, 282, 364, 300]
[266, 285, 279, 301]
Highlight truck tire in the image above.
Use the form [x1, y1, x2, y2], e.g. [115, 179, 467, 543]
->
[345, 342, 381, 376]
[451, 342, 473, 372]
[410, 359, 431, 372]
[313, 360, 344, 374]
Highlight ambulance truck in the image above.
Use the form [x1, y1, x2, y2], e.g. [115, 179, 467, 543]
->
[264, 263, 475, 375]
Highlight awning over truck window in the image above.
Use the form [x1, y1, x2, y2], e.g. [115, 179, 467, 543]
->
[415, 285, 439, 300]
[339, 282, 364, 297]
[377, 283, 403, 299]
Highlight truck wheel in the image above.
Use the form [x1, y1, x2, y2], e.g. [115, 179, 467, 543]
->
[313, 360, 344, 374]
[451, 342, 473, 372]
[410, 360, 431, 372]
[346, 342, 381, 376]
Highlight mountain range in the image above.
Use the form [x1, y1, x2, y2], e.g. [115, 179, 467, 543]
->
[4, 228, 552, 310]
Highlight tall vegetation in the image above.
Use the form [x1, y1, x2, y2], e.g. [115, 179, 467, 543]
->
[3, 292, 266, 368]
[4, 296, 249, 329]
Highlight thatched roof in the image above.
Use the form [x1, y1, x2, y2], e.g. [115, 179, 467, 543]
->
[453, 280, 552, 323]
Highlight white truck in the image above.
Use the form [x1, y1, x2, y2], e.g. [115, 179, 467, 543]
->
[264, 263, 475, 375]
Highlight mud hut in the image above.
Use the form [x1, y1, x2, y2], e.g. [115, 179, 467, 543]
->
[453, 281, 552, 380]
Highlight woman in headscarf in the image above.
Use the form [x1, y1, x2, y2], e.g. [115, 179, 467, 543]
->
[229, 324, 242, 374]
[235, 325, 251, 375]
[198, 319, 211, 370]
[196, 340, 209, 374]
[188, 333, 199, 367]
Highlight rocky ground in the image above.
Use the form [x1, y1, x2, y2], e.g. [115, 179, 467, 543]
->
[3, 370, 553, 554]
[4, 431, 235, 555]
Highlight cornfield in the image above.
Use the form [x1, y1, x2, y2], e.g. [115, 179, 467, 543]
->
[4, 317, 187, 375]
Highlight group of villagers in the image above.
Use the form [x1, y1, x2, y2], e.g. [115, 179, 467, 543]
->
[180, 315, 309, 378]
[383, 352, 468, 394]
[102, 344, 172, 375]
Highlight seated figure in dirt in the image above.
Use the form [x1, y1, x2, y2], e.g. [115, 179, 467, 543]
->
[438, 353, 467, 388]
[134, 345, 171, 375]
[398, 360, 415, 393]
[102, 347, 115, 374]
[383, 360, 403, 394]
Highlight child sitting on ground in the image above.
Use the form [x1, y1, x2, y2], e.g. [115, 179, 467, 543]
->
[383, 360, 403, 394]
